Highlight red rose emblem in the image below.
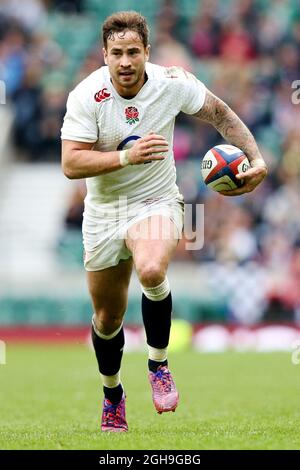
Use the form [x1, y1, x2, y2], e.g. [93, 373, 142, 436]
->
[94, 87, 111, 103]
[125, 106, 139, 124]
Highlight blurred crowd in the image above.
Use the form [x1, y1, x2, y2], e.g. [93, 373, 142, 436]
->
[1, 0, 300, 322]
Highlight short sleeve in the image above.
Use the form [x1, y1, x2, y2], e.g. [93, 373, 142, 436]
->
[61, 90, 98, 143]
[180, 71, 207, 115]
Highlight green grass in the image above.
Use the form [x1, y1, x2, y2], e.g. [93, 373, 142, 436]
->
[0, 345, 300, 449]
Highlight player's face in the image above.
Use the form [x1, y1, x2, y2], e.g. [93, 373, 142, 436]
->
[103, 30, 150, 98]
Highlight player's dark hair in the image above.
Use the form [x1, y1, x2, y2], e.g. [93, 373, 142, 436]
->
[102, 11, 149, 49]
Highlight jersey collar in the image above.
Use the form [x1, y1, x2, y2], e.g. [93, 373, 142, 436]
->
[104, 62, 153, 102]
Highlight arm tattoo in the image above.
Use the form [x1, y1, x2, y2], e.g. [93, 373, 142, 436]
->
[194, 90, 263, 162]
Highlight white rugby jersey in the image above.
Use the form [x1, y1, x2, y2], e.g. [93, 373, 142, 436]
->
[61, 62, 206, 212]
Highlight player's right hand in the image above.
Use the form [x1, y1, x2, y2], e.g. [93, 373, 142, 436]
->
[127, 133, 169, 164]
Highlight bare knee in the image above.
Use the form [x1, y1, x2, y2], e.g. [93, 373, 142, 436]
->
[93, 309, 124, 336]
[137, 262, 166, 288]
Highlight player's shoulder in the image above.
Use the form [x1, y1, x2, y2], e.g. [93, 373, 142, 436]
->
[147, 62, 196, 83]
[68, 66, 110, 104]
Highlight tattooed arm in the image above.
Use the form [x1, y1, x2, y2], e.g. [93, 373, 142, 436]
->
[193, 89, 267, 195]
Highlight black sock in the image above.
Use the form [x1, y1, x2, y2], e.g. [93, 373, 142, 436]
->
[103, 383, 123, 404]
[148, 358, 168, 373]
[142, 292, 172, 348]
[91, 324, 124, 376]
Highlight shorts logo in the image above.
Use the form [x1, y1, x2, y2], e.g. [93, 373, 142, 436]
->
[125, 106, 139, 125]
[94, 87, 111, 103]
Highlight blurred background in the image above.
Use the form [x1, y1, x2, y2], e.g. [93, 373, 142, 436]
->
[1, 0, 300, 351]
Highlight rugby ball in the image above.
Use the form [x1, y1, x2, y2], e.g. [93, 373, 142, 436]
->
[201, 144, 250, 192]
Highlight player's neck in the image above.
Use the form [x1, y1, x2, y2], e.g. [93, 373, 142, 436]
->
[111, 72, 148, 99]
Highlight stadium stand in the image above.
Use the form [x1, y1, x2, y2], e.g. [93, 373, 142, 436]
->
[1, 0, 300, 329]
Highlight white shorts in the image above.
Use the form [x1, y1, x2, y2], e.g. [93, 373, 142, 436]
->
[82, 197, 184, 271]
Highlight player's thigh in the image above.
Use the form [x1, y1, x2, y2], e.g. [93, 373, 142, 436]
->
[126, 215, 179, 280]
[87, 259, 133, 314]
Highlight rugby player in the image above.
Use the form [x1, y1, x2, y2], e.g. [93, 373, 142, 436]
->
[61, 11, 267, 432]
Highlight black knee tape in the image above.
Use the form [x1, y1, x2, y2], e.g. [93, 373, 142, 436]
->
[142, 292, 172, 349]
[91, 325, 124, 376]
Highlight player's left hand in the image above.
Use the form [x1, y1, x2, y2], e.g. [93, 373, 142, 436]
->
[219, 160, 268, 196]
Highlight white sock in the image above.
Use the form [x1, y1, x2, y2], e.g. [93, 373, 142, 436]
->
[142, 277, 170, 301]
[148, 345, 168, 362]
[100, 371, 121, 389]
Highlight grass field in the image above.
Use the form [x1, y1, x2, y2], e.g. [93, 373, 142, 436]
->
[0, 344, 300, 450]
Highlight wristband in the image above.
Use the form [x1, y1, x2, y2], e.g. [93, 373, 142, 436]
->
[119, 149, 130, 167]
[250, 159, 267, 169]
